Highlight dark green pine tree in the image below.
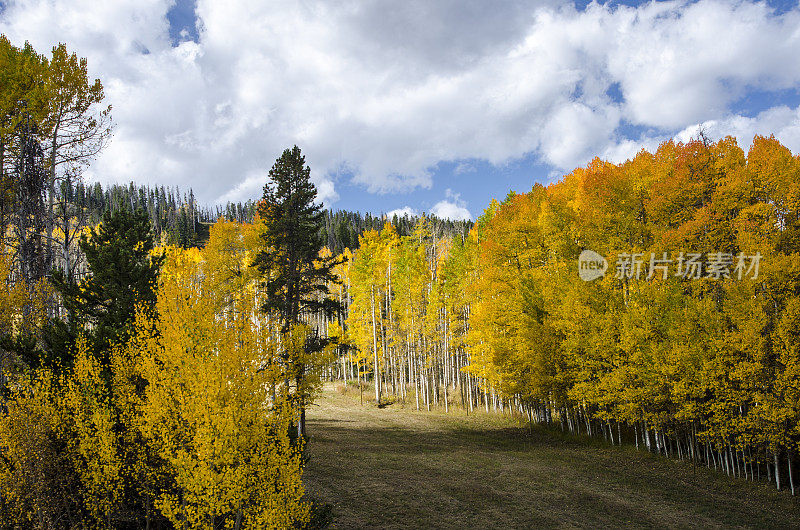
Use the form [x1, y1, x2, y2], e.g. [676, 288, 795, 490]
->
[47, 207, 164, 369]
[252, 145, 343, 439]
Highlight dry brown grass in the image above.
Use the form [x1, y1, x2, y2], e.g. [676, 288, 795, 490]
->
[304, 384, 800, 529]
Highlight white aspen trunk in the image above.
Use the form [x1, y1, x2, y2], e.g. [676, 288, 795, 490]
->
[409, 315, 416, 401]
[401, 343, 407, 402]
[411, 336, 420, 410]
[358, 358, 363, 406]
[775, 451, 781, 490]
[444, 378, 448, 413]
[414, 352, 420, 411]
[467, 373, 474, 413]
[371, 285, 380, 403]
[391, 352, 396, 398]
[767, 448, 772, 482]
[583, 404, 592, 436]
[728, 446, 734, 477]
[788, 451, 795, 495]
[739, 449, 751, 480]
[432, 345, 439, 408]
[383, 272, 393, 397]
[425, 365, 431, 411]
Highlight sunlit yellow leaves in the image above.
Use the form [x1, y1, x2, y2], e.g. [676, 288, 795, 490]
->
[133, 225, 309, 528]
[458, 134, 800, 464]
[64, 338, 123, 523]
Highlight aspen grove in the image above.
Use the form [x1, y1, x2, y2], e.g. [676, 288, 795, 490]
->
[324, 135, 800, 495]
[4, 27, 800, 530]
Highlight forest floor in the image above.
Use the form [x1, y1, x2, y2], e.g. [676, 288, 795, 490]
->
[304, 383, 800, 529]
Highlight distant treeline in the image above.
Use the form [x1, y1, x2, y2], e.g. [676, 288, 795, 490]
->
[77, 181, 472, 253]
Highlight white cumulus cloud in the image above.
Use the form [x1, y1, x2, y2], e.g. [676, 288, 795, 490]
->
[387, 206, 419, 219]
[430, 189, 471, 221]
[2, 0, 800, 207]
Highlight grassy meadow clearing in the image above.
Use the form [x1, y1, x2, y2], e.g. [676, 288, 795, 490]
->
[305, 384, 800, 529]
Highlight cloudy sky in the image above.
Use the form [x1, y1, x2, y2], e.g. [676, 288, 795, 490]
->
[2, 0, 799, 220]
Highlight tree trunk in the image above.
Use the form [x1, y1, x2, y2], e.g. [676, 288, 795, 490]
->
[371, 285, 380, 403]
[46, 126, 58, 278]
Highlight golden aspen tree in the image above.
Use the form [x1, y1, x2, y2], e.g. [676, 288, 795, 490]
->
[0, 369, 85, 526]
[314, 134, 800, 491]
[392, 220, 431, 407]
[63, 338, 123, 526]
[347, 229, 387, 402]
[135, 242, 309, 527]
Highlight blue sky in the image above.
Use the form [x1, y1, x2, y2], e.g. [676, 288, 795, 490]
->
[3, 0, 800, 220]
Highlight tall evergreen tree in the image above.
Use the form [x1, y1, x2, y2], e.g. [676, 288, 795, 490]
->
[253, 145, 342, 438]
[48, 207, 163, 368]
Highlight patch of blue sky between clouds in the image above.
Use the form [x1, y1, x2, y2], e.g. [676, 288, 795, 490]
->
[730, 88, 800, 118]
[605, 82, 624, 105]
[763, 0, 800, 15]
[614, 121, 666, 142]
[166, 0, 199, 47]
[573, 0, 799, 15]
[330, 153, 557, 220]
[572, 0, 649, 11]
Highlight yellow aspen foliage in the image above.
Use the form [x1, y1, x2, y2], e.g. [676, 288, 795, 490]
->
[63, 337, 123, 525]
[448, 134, 800, 487]
[0, 220, 316, 525]
[109, 330, 167, 525]
[0, 370, 83, 527]
[135, 240, 309, 528]
[0, 249, 50, 337]
[346, 229, 387, 392]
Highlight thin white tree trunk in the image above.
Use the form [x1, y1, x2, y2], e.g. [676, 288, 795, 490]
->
[371, 285, 379, 403]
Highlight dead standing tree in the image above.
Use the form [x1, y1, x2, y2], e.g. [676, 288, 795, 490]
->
[12, 105, 47, 293]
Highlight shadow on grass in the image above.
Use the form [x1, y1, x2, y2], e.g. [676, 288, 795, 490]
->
[307, 417, 800, 529]
[304, 389, 800, 529]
